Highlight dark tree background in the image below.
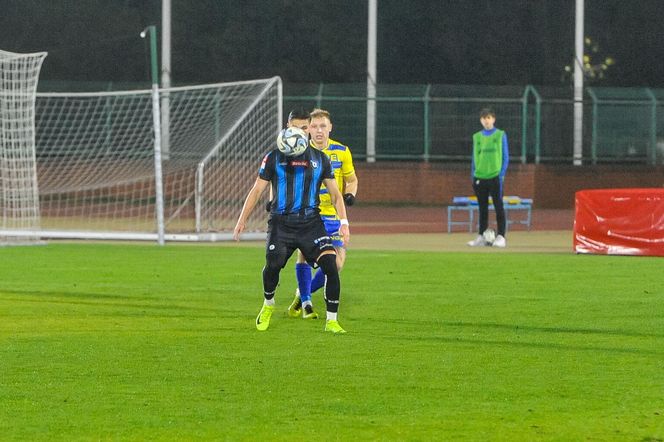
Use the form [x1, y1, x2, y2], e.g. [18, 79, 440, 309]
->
[1, 0, 663, 88]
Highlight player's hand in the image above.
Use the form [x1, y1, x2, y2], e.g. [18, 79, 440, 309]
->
[340, 223, 350, 244]
[343, 193, 355, 206]
[265, 200, 272, 212]
[233, 221, 245, 241]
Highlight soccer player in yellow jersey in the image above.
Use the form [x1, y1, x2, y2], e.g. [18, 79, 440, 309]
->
[289, 108, 358, 319]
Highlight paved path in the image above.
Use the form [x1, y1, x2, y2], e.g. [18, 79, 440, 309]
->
[350, 231, 573, 254]
[349, 206, 574, 234]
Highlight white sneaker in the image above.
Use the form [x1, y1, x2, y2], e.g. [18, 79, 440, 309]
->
[493, 235, 506, 248]
[467, 235, 487, 247]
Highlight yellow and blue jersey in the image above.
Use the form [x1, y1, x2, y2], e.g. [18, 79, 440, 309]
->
[316, 138, 355, 217]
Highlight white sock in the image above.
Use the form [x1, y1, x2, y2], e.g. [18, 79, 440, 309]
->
[326, 312, 337, 321]
[302, 300, 312, 308]
[264, 298, 275, 306]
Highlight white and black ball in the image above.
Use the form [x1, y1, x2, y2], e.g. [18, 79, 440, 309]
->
[277, 127, 308, 157]
[482, 228, 496, 245]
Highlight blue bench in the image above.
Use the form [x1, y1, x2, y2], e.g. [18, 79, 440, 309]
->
[447, 196, 533, 233]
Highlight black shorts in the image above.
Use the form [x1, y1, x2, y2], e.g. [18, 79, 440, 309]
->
[266, 213, 335, 268]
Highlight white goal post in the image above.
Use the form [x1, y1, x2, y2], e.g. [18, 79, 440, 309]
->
[0, 49, 48, 245]
[0, 76, 282, 243]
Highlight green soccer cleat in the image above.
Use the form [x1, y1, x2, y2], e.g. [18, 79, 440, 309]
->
[302, 304, 319, 320]
[287, 289, 302, 318]
[256, 304, 274, 331]
[324, 319, 346, 334]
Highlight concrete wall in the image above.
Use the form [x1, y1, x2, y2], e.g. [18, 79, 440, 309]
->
[353, 162, 664, 209]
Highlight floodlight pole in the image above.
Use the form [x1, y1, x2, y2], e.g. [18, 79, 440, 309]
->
[573, 0, 584, 166]
[141, 25, 166, 246]
[366, 0, 377, 163]
[161, 0, 171, 161]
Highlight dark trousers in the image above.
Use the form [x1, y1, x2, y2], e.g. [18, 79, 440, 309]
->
[472, 176, 506, 236]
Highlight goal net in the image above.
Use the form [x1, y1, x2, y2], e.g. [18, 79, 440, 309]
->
[3, 76, 281, 242]
[0, 49, 47, 245]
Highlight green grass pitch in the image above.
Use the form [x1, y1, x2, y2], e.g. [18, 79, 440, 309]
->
[1, 243, 663, 440]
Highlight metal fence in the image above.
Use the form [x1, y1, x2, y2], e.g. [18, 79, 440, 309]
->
[39, 80, 664, 165]
[284, 83, 664, 165]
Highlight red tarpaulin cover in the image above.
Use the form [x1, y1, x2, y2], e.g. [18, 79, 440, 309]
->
[574, 188, 664, 256]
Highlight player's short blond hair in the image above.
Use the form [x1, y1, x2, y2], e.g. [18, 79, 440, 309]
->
[310, 108, 332, 123]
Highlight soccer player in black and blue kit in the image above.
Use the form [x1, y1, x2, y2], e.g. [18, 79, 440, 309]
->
[233, 126, 350, 334]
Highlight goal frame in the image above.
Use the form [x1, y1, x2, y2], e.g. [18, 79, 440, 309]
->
[0, 76, 282, 243]
[0, 49, 48, 245]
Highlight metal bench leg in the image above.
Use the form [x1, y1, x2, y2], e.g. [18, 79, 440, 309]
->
[469, 207, 474, 233]
[447, 206, 452, 233]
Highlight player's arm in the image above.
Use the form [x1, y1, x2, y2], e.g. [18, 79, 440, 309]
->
[340, 148, 358, 205]
[233, 177, 269, 241]
[342, 172, 358, 206]
[500, 132, 509, 180]
[471, 135, 476, 180]
[324, 177, 350, 244]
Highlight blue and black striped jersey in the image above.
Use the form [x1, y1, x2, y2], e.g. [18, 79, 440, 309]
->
[259, 147, 334, 215]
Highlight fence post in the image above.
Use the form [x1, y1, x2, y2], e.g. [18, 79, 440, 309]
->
[103, 83, 113, 154]
[587, 88, 598, 165]
[645, 88, 657, 165]
[533, 86, 542, 164]
[316, 83, 323, 108]
[423, 84, 431, 162]
[214, 90, 221, 140]
[521, 86, 529, 164]
[521, 85, 542, 164]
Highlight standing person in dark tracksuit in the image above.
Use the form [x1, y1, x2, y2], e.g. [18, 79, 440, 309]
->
[467, 107, 509, 248]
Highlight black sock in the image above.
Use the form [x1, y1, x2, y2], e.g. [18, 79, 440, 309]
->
[317, 254, 339, 313]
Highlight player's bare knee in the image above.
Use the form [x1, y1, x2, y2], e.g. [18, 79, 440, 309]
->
[336, 254, 345, 271]
[296, 250, 307, 264]
[335, 247, 346, 271]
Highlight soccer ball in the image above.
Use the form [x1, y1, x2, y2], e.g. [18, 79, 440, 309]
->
[482, 228, 496, 245]
[277, 127, 308, 157]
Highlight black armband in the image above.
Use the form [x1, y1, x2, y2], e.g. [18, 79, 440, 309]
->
[343, 193, 356, 206]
